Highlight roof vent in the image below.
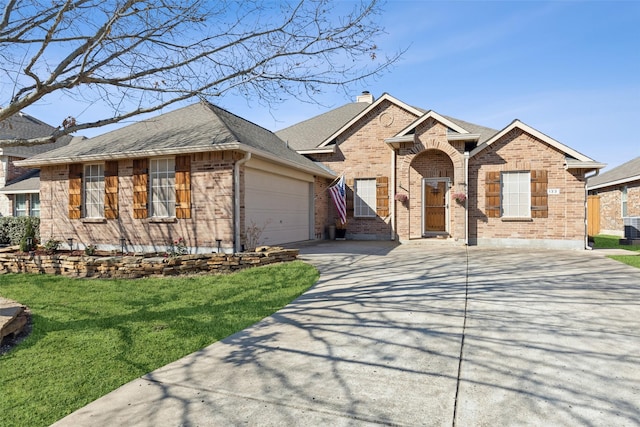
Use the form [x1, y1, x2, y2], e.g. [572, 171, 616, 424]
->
[356, 91, 374, 104]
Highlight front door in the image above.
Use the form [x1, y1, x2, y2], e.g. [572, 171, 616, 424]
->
[423, 179, 449, 234]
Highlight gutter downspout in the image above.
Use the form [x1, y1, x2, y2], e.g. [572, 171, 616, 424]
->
[584, 168, 600, 250]
[464, 152, 470, 245]
[234, 152, 252, 253]
[391, 148, 396, 241]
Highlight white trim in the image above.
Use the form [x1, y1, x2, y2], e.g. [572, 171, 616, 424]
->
[447, 133, 480, 142]
[318, 93, 423, 147]
[564, 158, 606, 171]
[470, 120, 595, 162]
[296, 147, 336, 154]
[384, 135, 414, 149]
[588, 174, 640, 190]
[395, 110, 469, 138]
[0, 189, 39, 194]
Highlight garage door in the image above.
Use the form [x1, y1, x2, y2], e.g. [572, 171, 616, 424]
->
[245, 168, 311, 246]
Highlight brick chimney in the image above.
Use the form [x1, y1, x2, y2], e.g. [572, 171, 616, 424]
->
[356, 91, 374, 104]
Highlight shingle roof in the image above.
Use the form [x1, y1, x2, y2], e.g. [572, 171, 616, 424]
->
[0, 169, 40, 194]
[587, 156, 640, 189]
[442, 115, 499, 143]
[275, 102, 370, 151]
[0, 113, 73, 157]
[20, 101, 331, 177]
[275, 98, 500, 151]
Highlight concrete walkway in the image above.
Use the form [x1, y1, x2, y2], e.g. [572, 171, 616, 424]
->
[52, 242, 640, 426]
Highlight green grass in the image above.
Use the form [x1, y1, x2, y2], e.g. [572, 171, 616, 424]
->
[0, 261, 318, 427]
[608, 255, 640, 269]
[592, 234, 640, 269]
[592, 234, 640, 251]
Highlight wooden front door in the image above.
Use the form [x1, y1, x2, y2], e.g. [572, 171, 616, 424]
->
[423, 179, 448, 234]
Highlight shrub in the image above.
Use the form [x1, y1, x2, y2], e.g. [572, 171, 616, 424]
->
[19, 217, 37, 252]
[44, 239, 62, 253]
[165, 237, 188, 257]
[0, 216, 40, 246]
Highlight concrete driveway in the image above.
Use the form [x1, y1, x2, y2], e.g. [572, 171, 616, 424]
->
[53, 242, 640, 426]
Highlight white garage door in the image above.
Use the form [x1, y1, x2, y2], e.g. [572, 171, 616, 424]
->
[245, 169, 311, 246]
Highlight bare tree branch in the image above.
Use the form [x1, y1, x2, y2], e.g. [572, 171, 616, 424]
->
[0, 0, 402, 147]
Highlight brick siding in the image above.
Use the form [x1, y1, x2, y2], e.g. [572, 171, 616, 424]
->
[469, 129, 587, 245]
[39, 152, 237, 253]
[593, 182, 640, 235]
[309, 100, 420, 239]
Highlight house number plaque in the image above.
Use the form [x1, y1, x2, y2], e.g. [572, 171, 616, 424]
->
[547, 189, 560, 195]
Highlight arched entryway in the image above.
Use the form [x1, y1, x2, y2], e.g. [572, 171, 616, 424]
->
[408, 149, 455, 237]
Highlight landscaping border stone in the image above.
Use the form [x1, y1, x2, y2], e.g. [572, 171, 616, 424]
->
[0, 248, 299, 278]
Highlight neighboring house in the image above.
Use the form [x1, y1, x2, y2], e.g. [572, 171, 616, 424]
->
[16, 102, 333, 253]
[16, 93, 605, 253]
[278, 92, 604, 249]
[587, 156, 640, 237]
[0, 113, 75, 217]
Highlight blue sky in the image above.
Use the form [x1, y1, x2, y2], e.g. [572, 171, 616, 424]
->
[26, 0, 639, 170]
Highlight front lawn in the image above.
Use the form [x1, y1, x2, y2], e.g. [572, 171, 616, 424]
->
[0, 261, 318, 427]
[591, 234, 640, 251]
[592, 234, 640, 269]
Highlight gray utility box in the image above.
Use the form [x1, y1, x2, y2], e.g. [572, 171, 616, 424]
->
[621, 217, 640, 245]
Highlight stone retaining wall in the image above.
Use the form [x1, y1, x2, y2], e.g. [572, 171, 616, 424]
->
[0, 248, 299, 279]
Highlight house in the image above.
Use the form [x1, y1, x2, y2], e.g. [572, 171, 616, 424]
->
[278, 92, 604, 249]
[0, 113, 75, 217]
[15, 102, 333, 253]
[587, 156, 640, 238]
[16, 93, 604, 254]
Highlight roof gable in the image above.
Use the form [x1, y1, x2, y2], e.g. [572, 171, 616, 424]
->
[312, 93, 422, 148]
[395, 110, 470, 137]
[275, 103, 369, 152]
[470, 119, 595, 163]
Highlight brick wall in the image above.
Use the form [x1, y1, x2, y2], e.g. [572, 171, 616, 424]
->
[594, 181, 640, 235]
[395, 118, 466, 241]
[309, 100, 419, 239]
[314, 176, 331, 239]
[469, 128, 587, 248]
[39, 152, 237, 253]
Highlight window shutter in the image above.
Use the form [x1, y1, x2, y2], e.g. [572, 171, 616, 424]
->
[531, 170, 548, 218]
[376, 176, 389, 217]
[175, 155, 191, 219]
[104, 161, 118, 219]
[345, 178, 354, 214]
[485, 171, 501, 218]
[133, 159, 148, 219]
[68, 164, 82, 219]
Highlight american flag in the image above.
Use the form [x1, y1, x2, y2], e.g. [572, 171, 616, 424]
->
[329, 175, 347, 225]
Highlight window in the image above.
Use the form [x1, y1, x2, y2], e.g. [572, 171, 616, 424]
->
[150, 158, 175, 217]
[501, 171, 531, 218]
[30, 194, 40, 217]
[14, 194, 27, 216]
[83, 164, 104, 218]
[622, 186, 628, 217]
[14, 194, 40, 217]
[354, 178, 376, 217]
